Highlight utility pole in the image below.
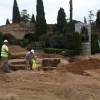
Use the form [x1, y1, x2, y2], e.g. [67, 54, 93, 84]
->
[69, 0, 73, 33]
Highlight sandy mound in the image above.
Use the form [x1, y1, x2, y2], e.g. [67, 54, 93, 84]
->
[57, 58, 100, 75]
[9, 45, 27, 53]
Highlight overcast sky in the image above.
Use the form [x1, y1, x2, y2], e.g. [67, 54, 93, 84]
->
[0, 0, 99, 26]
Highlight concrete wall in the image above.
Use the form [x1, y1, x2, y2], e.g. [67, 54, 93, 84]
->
[75, 22, 91, 55]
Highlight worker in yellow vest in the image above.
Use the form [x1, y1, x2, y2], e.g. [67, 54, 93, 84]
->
[1, 40, 11, 73]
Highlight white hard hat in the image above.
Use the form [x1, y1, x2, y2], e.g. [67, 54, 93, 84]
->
[4, 40, 8, 42]
[31, 49, 34, 53]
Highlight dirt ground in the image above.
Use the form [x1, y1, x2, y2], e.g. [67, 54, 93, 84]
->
[0, 45, 100, 100]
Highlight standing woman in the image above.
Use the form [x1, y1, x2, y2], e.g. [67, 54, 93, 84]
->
[1, 40, 11, 73]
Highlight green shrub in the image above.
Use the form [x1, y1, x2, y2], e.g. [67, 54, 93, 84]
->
[91, 33, 99, 54]
[39, 34, 50, 47]
[20, 22, 26, 27]
[49, 32, 67, 49]
[20, 38, 29, 48]
[27, 42, 36, 50]
[27, 41, 45, 50]
[97, 47, 100, 53]
[43, 48, 63, 54]
[62, 49, 81, 57]
[66, 32, 82, 51]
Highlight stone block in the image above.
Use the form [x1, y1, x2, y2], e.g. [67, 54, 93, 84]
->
[42, 58, 60, 67]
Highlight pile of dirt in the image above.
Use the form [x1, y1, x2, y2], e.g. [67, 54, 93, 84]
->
[9, 45, 27, 53]
[57, 58, 100, 75]
[36, 52, 65, 58]
[9, 45, 66, 58]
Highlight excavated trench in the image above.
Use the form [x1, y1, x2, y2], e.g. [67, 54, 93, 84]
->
[8, 45, 100, 76]
[9, 53, 26, 71]
[9, 53, 100, 76]
[9, 53, 62, 71]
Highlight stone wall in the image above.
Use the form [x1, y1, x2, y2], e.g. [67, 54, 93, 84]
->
[0, 23, 55, 39]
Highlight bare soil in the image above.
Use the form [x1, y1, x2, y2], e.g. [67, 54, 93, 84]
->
[0, 45, 100, 100]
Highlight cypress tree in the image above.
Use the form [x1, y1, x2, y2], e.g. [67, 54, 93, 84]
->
[56, 7, 67, 34]
[84, 16, 87, 24]
[35, 0, 47, 41]
[12, 0, 20, 23]
[91, 33, 99, 54]
[30, 14, 35, 23]
[96, 10, 100, 27]
[6, 18, 10, 25]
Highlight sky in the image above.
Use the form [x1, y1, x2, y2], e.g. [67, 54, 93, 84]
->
[0, 0, 99, 26]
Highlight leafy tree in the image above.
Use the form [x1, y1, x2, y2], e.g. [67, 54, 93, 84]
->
[20, 9, 31, 23]
[12, 0, 20, 23]
[96, 10, 100, 27]
[88, 10, 94, 24]
[30, 14, 35, 23]
[49, 32, 66, 49]
[6, 18, 10, 25]
[56, 7, 67, 34]
[35, 0, 47, 41]
[0, 32, 3, 59]
[39, 34, 50, 47]
[20, 38, 29, 47]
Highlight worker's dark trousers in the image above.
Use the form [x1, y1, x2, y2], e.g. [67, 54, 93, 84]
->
[26, 60, 32, 70]
[2, 57, 10, 73]
[29, 60, 32, 70]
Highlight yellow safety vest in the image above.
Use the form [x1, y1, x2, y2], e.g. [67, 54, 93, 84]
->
[1, 44, 8, 57]
[32, 59, 37, 69]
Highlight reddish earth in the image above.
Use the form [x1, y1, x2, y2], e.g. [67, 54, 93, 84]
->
[0, 45, 100, 100]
